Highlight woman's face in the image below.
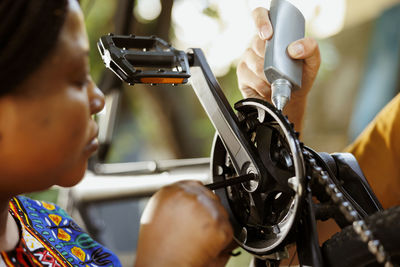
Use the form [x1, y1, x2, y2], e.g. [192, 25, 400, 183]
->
[0, 0, 105, 195]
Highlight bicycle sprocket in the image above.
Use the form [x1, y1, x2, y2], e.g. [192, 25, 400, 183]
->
[210, 98, 305, 256]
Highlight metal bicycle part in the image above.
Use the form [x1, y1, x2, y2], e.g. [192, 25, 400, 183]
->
[98, 34, 190, 85]
[97, 34, 393, 265]
[189, 49, 268, 191]
[210, 98, 305, 255]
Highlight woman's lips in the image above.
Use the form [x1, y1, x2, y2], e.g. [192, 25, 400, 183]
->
[84, 137, 99, 154]
[85, 122, 99, 154]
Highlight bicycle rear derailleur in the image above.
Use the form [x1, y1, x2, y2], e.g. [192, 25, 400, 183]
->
[98, 34, 390, 266]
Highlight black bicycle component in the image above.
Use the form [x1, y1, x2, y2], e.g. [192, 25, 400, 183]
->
[331, 153, 383, 214]
[306, 148, 382, 224]
[205, 173, 255, 190]
[210, 98, 305, 256]
[296, 187, 324, 267]
[97, 34, 190, 85]
[322, 206, 400, 267]
[97, 34, 394, 266]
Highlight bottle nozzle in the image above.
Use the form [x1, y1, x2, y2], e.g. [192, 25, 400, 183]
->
[271, 78, 292, 111]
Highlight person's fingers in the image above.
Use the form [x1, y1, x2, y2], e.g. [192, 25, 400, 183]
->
[251, 35, 267, 58]
[242, 48, 267, 80]
[137, 180, 234, 267]
[174, 180, 220, 203]
[252, 7, 273, 40]
[287, 37, 320, 69]
[289, 37, 321, 92]
[174, 181, 232, 229]
[287, 37, 321, 91]
[175, 182, 233, 249]
[237, 61, 269, 98]
[167, 180, 232, 223]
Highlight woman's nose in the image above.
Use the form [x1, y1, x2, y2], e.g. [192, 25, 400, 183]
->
[88, 79, 105, 115]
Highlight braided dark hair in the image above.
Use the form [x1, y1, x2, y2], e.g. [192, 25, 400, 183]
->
[0, 0, 69, 96]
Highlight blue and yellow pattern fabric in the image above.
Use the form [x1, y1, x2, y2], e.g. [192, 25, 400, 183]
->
[0, 196, 121, 267]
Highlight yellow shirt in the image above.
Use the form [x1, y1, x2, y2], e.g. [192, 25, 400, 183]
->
[346, 93, 400, 209]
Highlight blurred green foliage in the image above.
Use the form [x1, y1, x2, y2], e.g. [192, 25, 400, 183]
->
[227, 248, 252, 267]
[81, 0, 115, 82]
[25, 188, 59, 204]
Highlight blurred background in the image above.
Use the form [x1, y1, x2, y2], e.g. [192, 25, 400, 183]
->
[30, 0, 400, 266]
[81, 0, 400, 161]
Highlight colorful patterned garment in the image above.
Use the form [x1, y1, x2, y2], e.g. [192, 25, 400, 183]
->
[0, 196, 121, 267]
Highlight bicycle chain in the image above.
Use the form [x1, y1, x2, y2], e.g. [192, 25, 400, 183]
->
[303, 149, 394, 267]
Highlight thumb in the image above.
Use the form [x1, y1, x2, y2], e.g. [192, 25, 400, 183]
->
[287, 37, 321, 76]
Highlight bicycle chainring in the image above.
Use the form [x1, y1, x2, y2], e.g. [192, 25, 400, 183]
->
[210, 98, 305, 256]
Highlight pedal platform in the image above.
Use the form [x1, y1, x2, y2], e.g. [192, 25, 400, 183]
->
[97, 34, 190, 85]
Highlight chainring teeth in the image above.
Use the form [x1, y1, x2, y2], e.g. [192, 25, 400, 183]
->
[211, 98, 305, 254]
